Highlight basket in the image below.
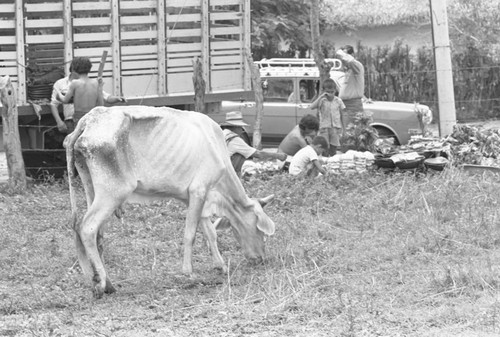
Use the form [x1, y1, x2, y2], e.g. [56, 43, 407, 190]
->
[424, 157, 448, 171]
[394, 156, 424, 170]
[374, 157, 395, 169]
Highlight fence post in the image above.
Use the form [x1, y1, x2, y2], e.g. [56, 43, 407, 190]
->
[430, 0, 456, 136]
[0, 76, 27, 189]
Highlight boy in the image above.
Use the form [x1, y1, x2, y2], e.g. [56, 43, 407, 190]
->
[289, 136, 328, 177]
[56, 57, 104, 123]
[309, 78, 346, 156]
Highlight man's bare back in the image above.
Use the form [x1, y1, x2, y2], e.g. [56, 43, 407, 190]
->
[57, 57, 103, 120]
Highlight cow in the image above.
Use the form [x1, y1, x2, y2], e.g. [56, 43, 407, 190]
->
[64, 106, 276, 298]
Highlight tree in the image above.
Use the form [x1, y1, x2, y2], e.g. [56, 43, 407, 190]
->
[310, 0, 331, 88]
[251, 0, 322, 59]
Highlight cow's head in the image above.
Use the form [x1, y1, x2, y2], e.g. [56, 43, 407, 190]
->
[217, 194, 276, 264]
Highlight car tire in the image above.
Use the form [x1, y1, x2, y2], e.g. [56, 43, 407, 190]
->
[374, 126, 400, 145]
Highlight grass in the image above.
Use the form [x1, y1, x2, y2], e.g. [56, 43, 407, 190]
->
[1, 167, 500, 336]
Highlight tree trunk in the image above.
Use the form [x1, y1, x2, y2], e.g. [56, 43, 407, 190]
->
[192, 57, 206, 113]
[310, 0, 331, 87]
[0, 76, 27, 189]
[244, 49, 263, 149]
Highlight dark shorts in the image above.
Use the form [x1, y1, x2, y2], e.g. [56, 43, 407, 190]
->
[342, 98, 364, 128]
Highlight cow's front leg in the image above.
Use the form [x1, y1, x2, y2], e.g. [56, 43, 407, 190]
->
[200, 218, 227, 272]
[182, 192, 205, 275]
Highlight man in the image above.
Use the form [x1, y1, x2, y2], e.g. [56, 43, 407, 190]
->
[52, 57, 126, 133]
[220, 111, 287, 175]
[336, 45, 365, 129]
[277, 114, 319, 156]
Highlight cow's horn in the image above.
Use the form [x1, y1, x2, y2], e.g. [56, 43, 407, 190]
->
[258, 194, 275, 207]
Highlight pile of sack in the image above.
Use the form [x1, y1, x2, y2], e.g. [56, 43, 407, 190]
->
[323, 150, 376, 174]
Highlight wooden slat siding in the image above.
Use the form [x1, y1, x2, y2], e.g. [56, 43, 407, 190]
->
[167, 72, 194, 93]
[0, 36, 16, 45]
[120, 1, 156, 10]
[211, 0, 240, 6]
[211, 12, 243, 21]
[211, 69, 243, 91]
[24, 19, 64, 29]
[166, 13, 201, 23]
[15, 0, 26, 105]
[0, 4, 14, 12]
[211, 55, 242, 65]
[120, 16, 157, 25]
[74, 48, 113, 58]
[0, 20, 15, 29]
[74, 32, 112, 43]
[166, 43, 202, 52]
[63, 0, 73, 72]
[243, 0, 251, 91]
[167, 57, 201, 68]
[24, 2, 62, 12]
[202, 0, 210, 92]
[0, 68, 18, 76]
[211, 26, 243, 36]
[73, 17, 110, 26]
[121, 45, 157, 55]
[0, 52, 17, 59]
[211, 41, 242, 50]
[121, 31, 158, 40]
[122, 69, 158, 76]
[167, 29, 201, 39]
[121, 53, 158, 61]
[111, 0, 121, 97]
[167, 0, 200, 7]
[72, 2, 110, 11]
[157, 0, 167, 95]
[122, 75, 158, 97]
[121, 60, 158, 70]
[26, 35, 63, 44]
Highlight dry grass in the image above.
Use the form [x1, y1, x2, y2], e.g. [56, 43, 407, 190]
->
[1, 168, 500, 336]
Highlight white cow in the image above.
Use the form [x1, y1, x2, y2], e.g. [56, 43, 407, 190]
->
[64, 106, 276, 298]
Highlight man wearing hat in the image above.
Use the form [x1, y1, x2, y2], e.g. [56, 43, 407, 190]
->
[220, 111, 287, 175]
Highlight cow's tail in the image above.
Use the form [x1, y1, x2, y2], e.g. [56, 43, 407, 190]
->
[64, 121, 86, 231]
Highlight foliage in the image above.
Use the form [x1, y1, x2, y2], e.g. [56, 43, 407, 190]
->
[2, 170, 500, 335]
[340, 111, 379, 152]
[251, 0, 328, 60]
[449, 124, 500, 166]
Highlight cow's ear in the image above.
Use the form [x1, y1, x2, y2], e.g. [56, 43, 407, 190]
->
[258, 194, 275, 207]
[257, 216, 275, 236]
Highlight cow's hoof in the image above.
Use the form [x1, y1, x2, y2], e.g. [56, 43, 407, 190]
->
[104, 278, 117, 294]
[93, 285, 104, 299]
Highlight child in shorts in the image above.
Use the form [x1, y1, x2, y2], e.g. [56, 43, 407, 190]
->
[310, 78, 346, 156]
[289, 136, 328, 177]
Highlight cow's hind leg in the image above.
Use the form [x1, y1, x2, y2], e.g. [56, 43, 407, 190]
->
[79, 196, 123, 298]
[97, 227, 117, 294]
[200, 218, 227, 272]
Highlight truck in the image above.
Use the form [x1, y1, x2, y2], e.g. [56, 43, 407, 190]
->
[0, 0, 252, 152]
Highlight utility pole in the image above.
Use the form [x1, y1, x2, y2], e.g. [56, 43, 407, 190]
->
[429, 0, 456, 137]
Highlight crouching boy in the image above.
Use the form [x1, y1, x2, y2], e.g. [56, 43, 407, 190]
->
[289, 136, 328, 177]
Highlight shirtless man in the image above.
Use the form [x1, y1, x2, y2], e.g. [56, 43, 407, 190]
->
[56, 57, 104, 123]
[51, 61, 125, 133]
[278, 114, 319, 156]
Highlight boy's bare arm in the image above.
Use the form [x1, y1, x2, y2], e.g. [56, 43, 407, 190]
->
[312, 159, 327, 175]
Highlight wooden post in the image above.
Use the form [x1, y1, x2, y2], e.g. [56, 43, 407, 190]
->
[192, 57, 206, 113]
[430, 0, 456, 136]
[244, 49, 263, 149]
[97, 50, 108, 106]
[0, 76, 27, 189]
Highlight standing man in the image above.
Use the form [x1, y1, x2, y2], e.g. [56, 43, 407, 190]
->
[336, 45, 365, 129]
[220, 111, 287, 175]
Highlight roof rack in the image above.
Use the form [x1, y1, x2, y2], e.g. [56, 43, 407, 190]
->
[255, 58, 343, 70]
